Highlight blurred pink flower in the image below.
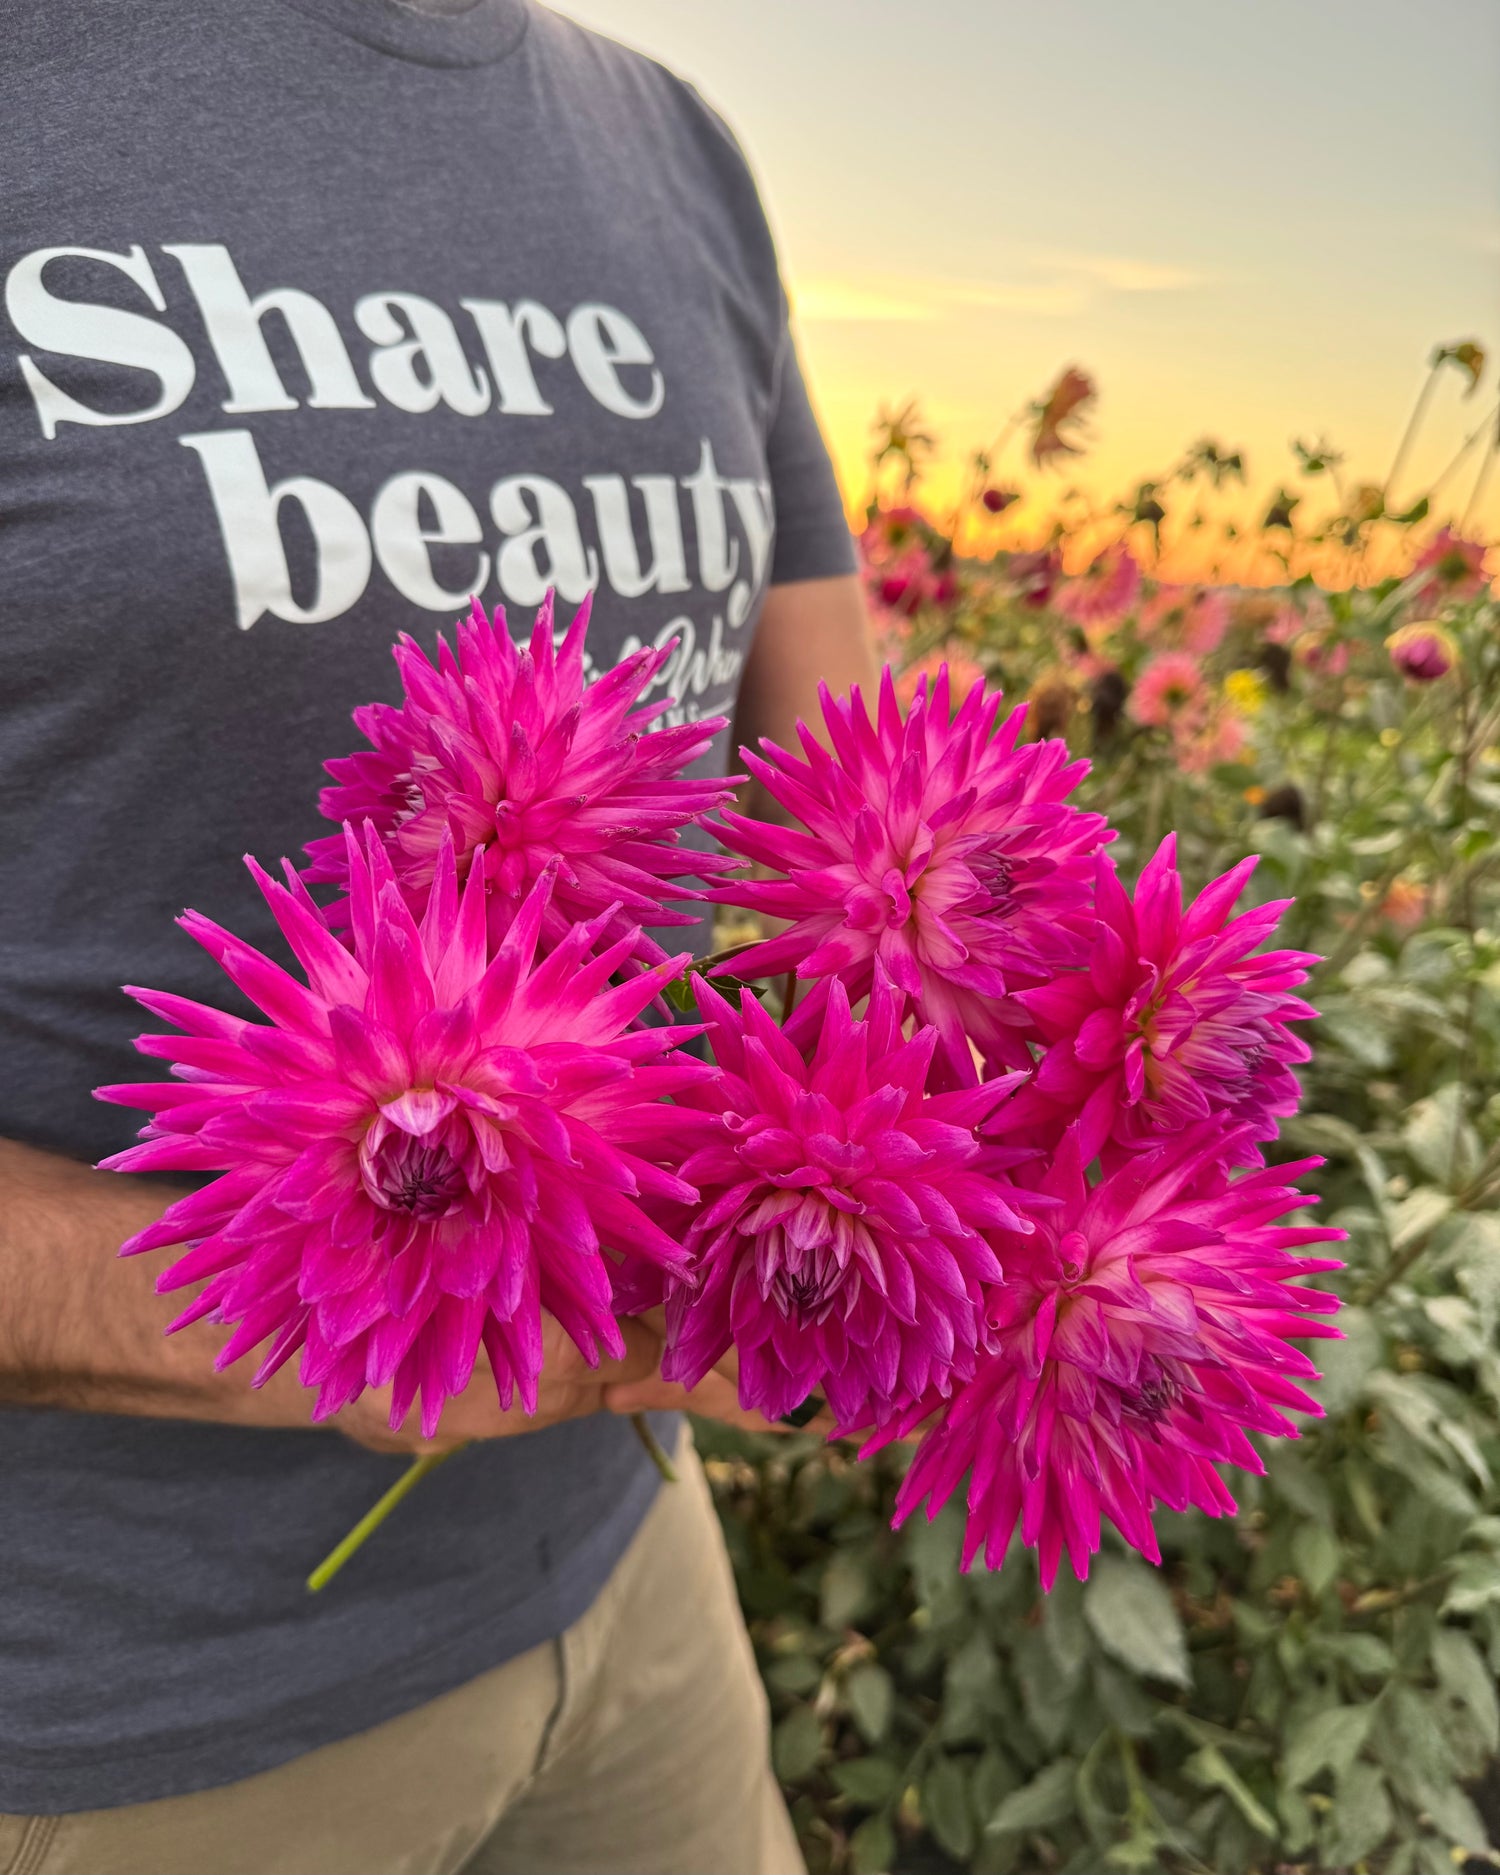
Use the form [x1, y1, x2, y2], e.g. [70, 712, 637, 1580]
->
[1411, 527, 1489, 611]
[1006, 548, 1064, 610]
[1295, 633, 1351, 679]
[871, 547, 934, 618]
[859, 507, 959, 620]
[1262, 605, 1305, 647]
[1130, 651, 1207, 729]
[860, 505, 930, 556]
[1179, 711, 1247, 774]
[1055, 546, 1142, 632]
[1140, 585, 1230, 655]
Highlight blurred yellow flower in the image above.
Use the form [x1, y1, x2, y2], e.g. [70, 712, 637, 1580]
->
[1223, 669, 1269, 717]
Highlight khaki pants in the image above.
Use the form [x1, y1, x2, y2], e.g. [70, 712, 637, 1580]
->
[0, 1433, 803, 1875]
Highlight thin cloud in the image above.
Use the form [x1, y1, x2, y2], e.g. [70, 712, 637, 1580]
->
[790, 280, 944, 322]
[1036, 251, 1213, 293]
[792, 251, 1209, 324]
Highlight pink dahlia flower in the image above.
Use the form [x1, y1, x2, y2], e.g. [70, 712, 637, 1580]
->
[1055, 546, 1142, 631]
[1410, 527, 1488, 611]
[97, 832, 712, 1435]
[1140, 585, 1230, 655]
[1007, 835, 1316, 1160]
[711, 666, 1110, 1086]
[660, 973, 1036, 1430]
[880, 1124, 1343, 1585]
[1130, 650, 1207, 729]
[304, 594, 735, 972]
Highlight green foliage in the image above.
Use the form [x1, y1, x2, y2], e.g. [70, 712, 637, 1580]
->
[704, 581, 1500, 1871]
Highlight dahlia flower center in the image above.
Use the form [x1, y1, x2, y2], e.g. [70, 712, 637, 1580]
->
[968, 847, 1019, 917]
[766, 1236, 848, 1322]
[361, 1127, 469, 1218]
[1119, 1357, 1182, 1427]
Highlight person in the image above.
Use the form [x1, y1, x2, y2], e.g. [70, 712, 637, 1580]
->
[0, 2, 876, 1869]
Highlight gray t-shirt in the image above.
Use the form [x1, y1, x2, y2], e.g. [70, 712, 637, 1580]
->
[0, 0, 854, 1812]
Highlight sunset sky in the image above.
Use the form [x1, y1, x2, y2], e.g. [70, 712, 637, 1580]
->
[560, 0, 1500, 565]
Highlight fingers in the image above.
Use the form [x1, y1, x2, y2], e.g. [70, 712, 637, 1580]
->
[331, 1315, 669, 1454]
[331, 1311, 846, 1453]
[591, 1312, 666, 1386]
[603, 1368, 835, 1438]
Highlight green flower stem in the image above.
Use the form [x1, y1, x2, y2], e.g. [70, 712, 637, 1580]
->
[1382, 360, 1440, 507]
[307, 1447, 460, 1593]
[629, 1411, 678, 1483]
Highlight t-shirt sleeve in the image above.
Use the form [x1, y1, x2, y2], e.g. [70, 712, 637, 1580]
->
[765, 328, 858, 585]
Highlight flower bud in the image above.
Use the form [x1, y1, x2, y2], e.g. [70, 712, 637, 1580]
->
[1386, 621, 1458, 682]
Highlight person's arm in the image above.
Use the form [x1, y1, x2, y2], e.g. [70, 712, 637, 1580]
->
[730, 572, 880, 805]
[0, 1135, 661, 1453]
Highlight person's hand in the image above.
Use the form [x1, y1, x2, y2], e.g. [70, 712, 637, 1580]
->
[255, 1313, 667, 1456]
[600, 1309, 838, 1437]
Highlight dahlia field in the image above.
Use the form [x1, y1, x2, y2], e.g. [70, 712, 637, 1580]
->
[701, 356, 1500, 1875]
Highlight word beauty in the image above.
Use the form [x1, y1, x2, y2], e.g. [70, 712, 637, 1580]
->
[5, 242, 773, 652]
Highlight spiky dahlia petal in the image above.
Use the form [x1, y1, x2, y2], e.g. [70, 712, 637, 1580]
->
[97, 829, 715, 1436]
[710, 666, 1110, 1087]
[304, 594, 738, 972]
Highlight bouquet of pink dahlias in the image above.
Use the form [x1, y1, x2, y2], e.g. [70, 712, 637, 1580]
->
[100, 592, 1340, 1592]
[684, 661, 1341, 1580]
